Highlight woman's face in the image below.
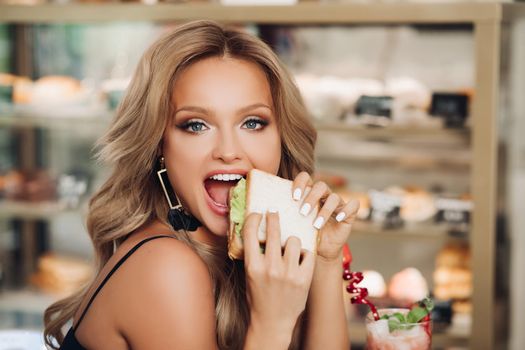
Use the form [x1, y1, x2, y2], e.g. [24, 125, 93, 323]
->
[163, 56, 281, 244]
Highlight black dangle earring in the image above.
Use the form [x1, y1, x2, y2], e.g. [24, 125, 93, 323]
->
[157, 157, 201, 232]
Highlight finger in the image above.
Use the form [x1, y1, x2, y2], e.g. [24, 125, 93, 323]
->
[264, 209, 282, 260]
[334, 199, 360, 224]
[299, 181, 331, 218]
[312, 192, 342, 230]
[283, 236, 302, 269]
[291, 171, 313, 202]
[242, 212, 264, 265]
[298, 249, 316, 281]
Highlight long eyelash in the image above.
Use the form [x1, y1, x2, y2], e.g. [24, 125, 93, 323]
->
[176, 121, 193, 129]
[245, 118, 269, 127]
[176, 119, 205, 132]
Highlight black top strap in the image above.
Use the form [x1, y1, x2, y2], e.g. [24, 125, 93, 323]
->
[73, 235, 176, 330]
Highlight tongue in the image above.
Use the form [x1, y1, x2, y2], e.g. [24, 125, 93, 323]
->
[204, 180, 235, 207]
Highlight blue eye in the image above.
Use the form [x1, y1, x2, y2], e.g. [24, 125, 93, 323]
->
[243, 118, 268, 130]
[189, 122, 205, 132]
[178, 120, 208, 133]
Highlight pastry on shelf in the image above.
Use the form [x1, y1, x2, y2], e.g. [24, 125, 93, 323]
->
[13, 76, 33, 104]
[434, 282, 472, 300]
[0, 74, 37, 105]
[1, 169, 24, 199]
[433, 266, 472, 285]
[452, 300, 472, 315]
[31, 75, 83, 106]
[387, 267, 429, 304]
[294, 73, 383, 122]
[30, 253, 93, 296]
[433, 242, 472, 304]
[385, 186, 437, 223]
[435, 242, 470, 269]
[16, 75, 108, 118]
[3, 169, 56, 202]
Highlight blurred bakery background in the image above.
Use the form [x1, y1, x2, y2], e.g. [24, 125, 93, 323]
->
[0, 2, 524, 350]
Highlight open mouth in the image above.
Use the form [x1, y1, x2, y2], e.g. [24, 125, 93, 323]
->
[204, 174, 245, 210]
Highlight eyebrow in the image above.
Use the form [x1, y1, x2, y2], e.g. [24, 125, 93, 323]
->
[174, 103, 272, 116]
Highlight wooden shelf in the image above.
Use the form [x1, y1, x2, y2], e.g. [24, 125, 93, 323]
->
[0, 2, 503, 24]
[0, 202, 464, 240]
[0, 200, 74, 220]
[0, 289, 58, 315]
[316, 151, 471, 172]
[315, 122, 470, 143]
[0, 110, 112, 131]
[351, 221, 459, 240]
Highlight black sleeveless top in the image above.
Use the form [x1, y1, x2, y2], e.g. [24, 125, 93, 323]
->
[60, 235, 176, 350]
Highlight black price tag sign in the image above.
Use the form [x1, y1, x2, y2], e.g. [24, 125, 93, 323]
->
[435, 198, 472, 225]
[430, 93, 469, 128]
[355, 96, 393, 119]
[368, 190, 404, 229]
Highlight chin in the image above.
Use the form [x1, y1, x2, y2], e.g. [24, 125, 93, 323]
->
[205, 216, 229, 237]
[195, 204, 229, 238]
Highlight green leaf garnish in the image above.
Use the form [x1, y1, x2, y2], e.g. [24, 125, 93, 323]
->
[392, 312, 406, 324]
[380, 297, 435, 334]
[421, 296, 434, 312]
[407, 306, 428, 324]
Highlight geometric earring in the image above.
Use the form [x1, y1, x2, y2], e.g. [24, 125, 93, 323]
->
[156, 156, 201, 232]
[157, 157, 182, 210]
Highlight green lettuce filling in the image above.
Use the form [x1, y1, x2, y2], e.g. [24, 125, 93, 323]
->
[230, 178, 246, 238]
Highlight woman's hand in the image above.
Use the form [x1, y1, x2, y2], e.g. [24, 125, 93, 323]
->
[292, 172, 360, 263]
[242, 210, 316, 344]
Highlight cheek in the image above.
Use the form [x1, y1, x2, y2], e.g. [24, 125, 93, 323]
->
[163, 133, 210, 200]
[240, 127, 281, 174]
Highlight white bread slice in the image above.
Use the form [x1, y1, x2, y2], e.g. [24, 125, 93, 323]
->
[228, 169, 319, 260]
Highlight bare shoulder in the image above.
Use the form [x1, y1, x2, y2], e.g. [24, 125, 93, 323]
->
[113, 236, 217, 349]
[127, 235, 210, 277]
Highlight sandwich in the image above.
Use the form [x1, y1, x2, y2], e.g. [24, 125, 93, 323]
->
[228, 169, 319, 260]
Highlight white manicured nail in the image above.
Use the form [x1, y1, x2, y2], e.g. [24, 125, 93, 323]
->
[336, 212, 346, 222]
[300, 203, 311, 216]
[268, 207, 278, 213]
[293, 188, 302, 201]
[313, 216, 325, 229]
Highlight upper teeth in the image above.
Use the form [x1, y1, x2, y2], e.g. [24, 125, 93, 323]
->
[209, 174, 243, 181]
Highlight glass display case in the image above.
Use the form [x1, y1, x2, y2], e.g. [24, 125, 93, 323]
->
[1, 2, 522, 349]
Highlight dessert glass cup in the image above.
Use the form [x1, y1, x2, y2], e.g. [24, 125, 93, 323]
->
[366, 308, 432, 350]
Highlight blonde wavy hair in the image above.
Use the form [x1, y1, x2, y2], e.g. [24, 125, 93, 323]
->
[44, 20, 317, 350]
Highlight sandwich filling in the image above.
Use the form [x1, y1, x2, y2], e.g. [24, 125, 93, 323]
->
[229, 178, 246, 238]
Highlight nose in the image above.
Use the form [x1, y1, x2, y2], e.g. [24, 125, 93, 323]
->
[211, 128, 242, 163]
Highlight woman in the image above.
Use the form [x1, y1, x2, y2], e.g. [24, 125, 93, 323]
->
[44, 20, 359, 349]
